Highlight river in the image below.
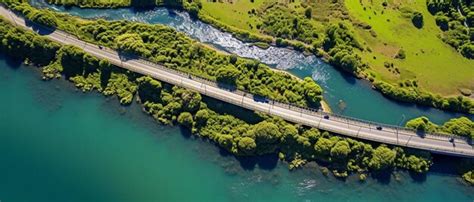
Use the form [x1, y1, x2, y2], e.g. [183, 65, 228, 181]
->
[1, 53, 473, 201]
[28, 0, 474, 125]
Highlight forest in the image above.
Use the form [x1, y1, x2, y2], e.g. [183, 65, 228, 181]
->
[427, 0, 474, 59]
[0, 16, 438, 180]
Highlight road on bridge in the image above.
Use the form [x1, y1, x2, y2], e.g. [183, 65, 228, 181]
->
[1, 6, 473, 157]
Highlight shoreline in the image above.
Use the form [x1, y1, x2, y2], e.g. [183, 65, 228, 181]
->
[321, 100, 332, 113]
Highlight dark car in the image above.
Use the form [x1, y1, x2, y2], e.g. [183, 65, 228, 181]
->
[449, 137, 454, 143]
[253, 95, 269, 103]
[98, 45, 103, 49]
[376, 126, 383, 130]
[323, 115, 330, 119]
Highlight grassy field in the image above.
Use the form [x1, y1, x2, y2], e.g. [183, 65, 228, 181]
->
[200, 0, 266, 36]
[345, 0, 474, 96]
[199, 0, 474, 97]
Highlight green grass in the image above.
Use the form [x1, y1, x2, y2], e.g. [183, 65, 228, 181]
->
[200, 0, 474, 97]
[345, 0, 474, 96]
[200, 0, 268, 36]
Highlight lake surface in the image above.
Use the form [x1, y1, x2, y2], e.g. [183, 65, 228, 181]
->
[29, 0, 474, 125]
[1, 53, 473, 201]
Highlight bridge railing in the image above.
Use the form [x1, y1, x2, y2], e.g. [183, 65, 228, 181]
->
[7, 6, 471, 145]
[132, 56, 471, 143]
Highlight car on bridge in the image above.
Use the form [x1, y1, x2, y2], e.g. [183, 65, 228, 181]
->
[253, 95, 269, 103]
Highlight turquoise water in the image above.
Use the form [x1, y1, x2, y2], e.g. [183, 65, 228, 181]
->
[29, 0, 474, 125]
[1, 53, 474, 201]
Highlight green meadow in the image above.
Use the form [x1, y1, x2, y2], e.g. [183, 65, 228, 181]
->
[199, 0, 474, 96]
[345, 0, 473, 96]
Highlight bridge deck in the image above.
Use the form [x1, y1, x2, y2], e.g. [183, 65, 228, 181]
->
[1, 6, 472, 157]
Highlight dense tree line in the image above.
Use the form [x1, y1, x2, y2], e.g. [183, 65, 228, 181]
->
[427, 0, 474, 59]
[373, 80, 474, 114]
[406, 116, 474, 140]
[9, 2, 324, 108]
[0, 17, 434, 178]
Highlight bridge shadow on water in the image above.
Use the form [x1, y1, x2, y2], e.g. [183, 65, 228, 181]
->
[0, 53, 22, 70]
[24, 20, 55, 36]
[202, 96, 264, 124]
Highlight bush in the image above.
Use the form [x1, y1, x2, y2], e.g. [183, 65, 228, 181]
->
[463, 170, 474, 185]
[216, 65, 241, 86]
[330, 140, 351, 160]
[395, 48, 406, 59]
[412, 11, 424, 29]
[460, 44, 474, 59]
[369, 145, 396, 170]
[435, 14, 450, 31]
[177, 112, 194, 128]
[304, 7, 312, 19]
[238, 137, 257, 155]
[406, 116, 438, 133]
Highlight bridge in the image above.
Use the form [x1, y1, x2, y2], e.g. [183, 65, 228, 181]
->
[1, 6, 473, 158]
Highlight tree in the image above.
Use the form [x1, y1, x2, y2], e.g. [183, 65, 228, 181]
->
[395, 48, 406, 59]
[369, 145, 396, 170]
[412, 11, 424, 29]
[178, 90, 202, 112]
[330, 140, 351, 160]
[304, 7, 312, 19]
[303, 77, 323, 106]
[229, 54, 238, 64]
[216, 65, 241, 86]
[442, 117, 474, 139]
[27, 10, 58, 27]
[177, 112, 194, 128]
[460, 44, 474, 59]
[463, 170, 474, 185]
[406, 155, 430, 173]
[115, 33, 148, 56]
[314, 137, 335, 158]
[405, 116, 437, 133]
[194, 109, 210, 126]
[435, 14, 450, 31]
[188, 3, 200, 18]
[217, 134, 234, 151]
[238, 137, 257, 155]
[251, 121, 281, 154]
[137, 76, 162, 102]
